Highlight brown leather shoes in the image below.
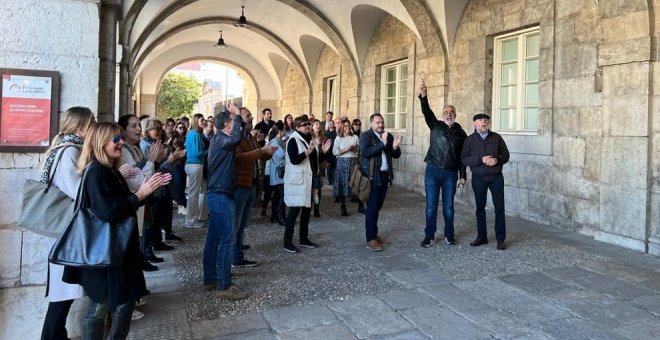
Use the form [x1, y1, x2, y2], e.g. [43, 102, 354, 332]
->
[469, 238, 488, 247]
[375, 235, 390, 246]
[366, 239, 383, 251]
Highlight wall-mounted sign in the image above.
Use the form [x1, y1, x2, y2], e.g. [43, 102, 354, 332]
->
[0, 68, 59, 153]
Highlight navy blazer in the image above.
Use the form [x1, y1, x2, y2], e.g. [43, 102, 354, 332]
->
[359, 129, 402, 186]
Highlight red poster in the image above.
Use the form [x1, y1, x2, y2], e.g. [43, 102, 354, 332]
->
[1, 74, 52, 146]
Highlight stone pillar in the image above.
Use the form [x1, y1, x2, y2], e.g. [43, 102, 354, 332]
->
[98, 3, 118, 122]
[140, 94, 157, 116]
[118, 44, 130, 116]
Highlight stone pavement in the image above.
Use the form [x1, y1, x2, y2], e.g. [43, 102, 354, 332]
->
[128, 186, 660, 339]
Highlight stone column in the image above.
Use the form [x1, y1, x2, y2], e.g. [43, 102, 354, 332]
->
[118, 44, 130, 116]
[98, 3, 118, 122]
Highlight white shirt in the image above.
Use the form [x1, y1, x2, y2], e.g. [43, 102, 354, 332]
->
[373, 129, 388, 171]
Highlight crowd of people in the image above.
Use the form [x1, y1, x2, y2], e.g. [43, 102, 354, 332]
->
[36, 78, 510, 339]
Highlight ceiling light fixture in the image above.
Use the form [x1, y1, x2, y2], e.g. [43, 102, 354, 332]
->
[234, 5, 250, 28]
[214, 30, 227, 48]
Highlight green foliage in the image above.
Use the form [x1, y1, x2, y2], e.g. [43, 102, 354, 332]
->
[157, 72, 202, 120]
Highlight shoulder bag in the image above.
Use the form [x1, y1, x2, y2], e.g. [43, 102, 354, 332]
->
[48, 165, 136, 268]
[18, 145, 80, 238]
[350, 155, 374, 202]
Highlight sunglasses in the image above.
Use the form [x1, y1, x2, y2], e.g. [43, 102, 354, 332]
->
[111, 134, 125, 144]
[353, 123, 361, 126]
[177, 126, 185, 130]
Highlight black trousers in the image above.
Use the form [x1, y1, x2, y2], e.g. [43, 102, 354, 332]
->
[284, 206, 311, 245]
[41, 299, 74, 340]
[471, 173, 506, 242]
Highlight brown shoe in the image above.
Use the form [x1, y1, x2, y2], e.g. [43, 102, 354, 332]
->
[470, 238, 488, 247]
[366, 239, 383, 251]
[215, 285, 249, 300]
[375, 235, 391, 246]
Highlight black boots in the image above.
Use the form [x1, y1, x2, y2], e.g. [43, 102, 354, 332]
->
[340, 202, 349, 217]
[313, 204, 321, 217]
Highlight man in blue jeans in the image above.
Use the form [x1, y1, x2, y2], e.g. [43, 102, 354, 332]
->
[359, 113, 402, 251]
[418, 79, 467, 247]
[461, 112, 510, 250]
[203, 103, 249, 300]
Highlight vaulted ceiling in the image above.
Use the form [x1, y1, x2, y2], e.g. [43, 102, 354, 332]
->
[124, 0, 471, 99]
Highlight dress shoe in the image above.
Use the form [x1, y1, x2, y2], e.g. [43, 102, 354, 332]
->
[366, 239, 383, 251]
[497, 241, 506, 250]
[469, 238, 488, 247]
[375, 235, 390, 246]
[146, 254, 164, 263]
[153, 242, 174, 251]
[141, 261, 158, 272]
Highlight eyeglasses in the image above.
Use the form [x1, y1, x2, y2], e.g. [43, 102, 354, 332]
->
[299, 122, 310, 127]
[176, 126, 185, 130]
[443, 111, 456, 115]
[111, 134, 125, 144]
[352, 123, 361, 126]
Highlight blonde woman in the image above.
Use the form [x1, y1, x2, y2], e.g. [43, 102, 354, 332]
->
[333, 119, 361, 216]
[62, 122, 170, 340]
[40, 107, 95, 340]
[184, 113, 209, 228]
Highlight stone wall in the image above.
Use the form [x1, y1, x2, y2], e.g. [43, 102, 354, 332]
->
[279, 66, 309, 118]
[0, 0, 100, 338]
[451, 0, 655, 252]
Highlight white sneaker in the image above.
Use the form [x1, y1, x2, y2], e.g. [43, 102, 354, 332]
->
[135, 298, 146, 307]
[131, 310, 144, 321]
[177, 206, 187, 215]
[185, 223, 204, 229]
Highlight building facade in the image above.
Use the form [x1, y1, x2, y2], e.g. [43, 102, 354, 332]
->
[1, 0, 659, 337]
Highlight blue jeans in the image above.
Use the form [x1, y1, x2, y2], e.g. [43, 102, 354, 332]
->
[233, 187, 255, 263]
[471, 173, 506, 242]
[424, 164, 458, 239]
[172, 163, 187, 207]
[203, 192, 235, 289]
[365, 172, 389, 242]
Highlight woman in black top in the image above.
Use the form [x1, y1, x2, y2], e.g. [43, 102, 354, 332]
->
[63, 122, 170, 339]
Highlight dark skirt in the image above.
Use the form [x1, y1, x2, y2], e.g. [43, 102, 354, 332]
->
[333, 157, 357, 198]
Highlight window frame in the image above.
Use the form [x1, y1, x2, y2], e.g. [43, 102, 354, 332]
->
[325, 76, 337, 114]
[379, 60, 408, 131]
[492, 26, 540, 135]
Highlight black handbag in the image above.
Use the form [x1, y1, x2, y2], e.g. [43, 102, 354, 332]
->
[276, 165, 285, 179]
[19, 145, 80, 238]
[48, 166, 136, 268]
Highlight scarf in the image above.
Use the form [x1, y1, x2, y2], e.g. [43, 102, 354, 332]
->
[39, 134, 84, 183]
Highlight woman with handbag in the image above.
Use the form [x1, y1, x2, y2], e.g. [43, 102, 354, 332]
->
[39, 107, 95, 340]
[62, 122, 170, 340]
[267, 121, 287, 226]
[333, 119, 363, 216]
[282, 116, 331, 253]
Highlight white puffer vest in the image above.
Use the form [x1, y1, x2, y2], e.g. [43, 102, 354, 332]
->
[284, 131, 313, 208]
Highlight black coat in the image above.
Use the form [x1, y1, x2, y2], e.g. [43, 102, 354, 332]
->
[63, 161, 147, 312]
[461, 131, 510, 178]
[419, 95, 467, 178]
[359, 129, 402, 186]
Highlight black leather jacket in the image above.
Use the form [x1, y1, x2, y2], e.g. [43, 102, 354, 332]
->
[419, 95, 467, 179]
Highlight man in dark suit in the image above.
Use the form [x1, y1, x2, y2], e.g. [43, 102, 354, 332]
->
[359, 113, 402, 251]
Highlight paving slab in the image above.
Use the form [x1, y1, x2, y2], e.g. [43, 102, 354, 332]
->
[386, 269, 452, 288]
[419, 283, 497, 315]
[377, 289, 439, 311]
[276, 323, 357, 340]
[262, 304, 339, 333]
[208, 328, 277, 340]
[368, 329, 430, 339]
[500, 271, 577, 296]
[189, 312, 268, 338]
[613, 320, 660, 339]
[327, 295, 415, 338]
[137, 292, 186, 314]
[460, 310, 553, 340]
[535, 317, 628, 340]
[544, 266, 657, 299]
[455, 278, 572, 324]
[398, 305, 492, 339]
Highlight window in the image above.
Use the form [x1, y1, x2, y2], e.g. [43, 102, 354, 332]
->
[380, 61, 408, 130]
[493, 27, 540, 134]
[325, 76, 337, 113]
